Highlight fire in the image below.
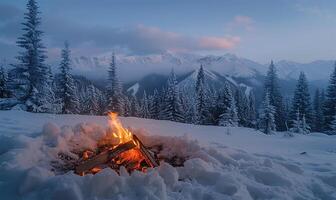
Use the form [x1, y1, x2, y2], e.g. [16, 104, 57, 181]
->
[78, 112, 150, 175]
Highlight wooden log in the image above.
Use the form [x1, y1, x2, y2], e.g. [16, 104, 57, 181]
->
[133, 134, 159, 167]
[75, 141, 136, 174]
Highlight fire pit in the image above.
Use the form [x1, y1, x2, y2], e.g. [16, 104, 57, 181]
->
[75, 113, 159, 175]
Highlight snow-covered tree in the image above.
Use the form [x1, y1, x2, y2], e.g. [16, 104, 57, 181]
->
[149, 89, 160, 119]
[84, 84, 99, 115]
[0, 66, 9, 98]
[218, 82, 238, 127]
[59, 42, 79, 114]
[290, 110, 311, 134]
[106, 53, 124, 114]
[329, 112, 336, 135]
[195, 65, 208, 124]
[290, 72, 313, 128]
[313, 89, 324, 132]
[140, 91, 150, 118]
[323, 62, 336, 133]
[235, 87, 249, 127]
[11, 0, 51, 112]
[160, 69, 184, 122]
[264, 61, 286, 131]
[258, 92, 276, 134]
[247, 91, 257, 128]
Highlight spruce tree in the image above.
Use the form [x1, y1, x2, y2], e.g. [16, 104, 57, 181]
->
[290, 72, 313, 127]
[264, 61, 286, 130]
[290, 110, 311, 134]
[329, 112, 336, 135]
[247, 91, 257, 128]
[59, 41, 79, 114]
[195, 65, 208, 124]
[235, 87, 249, 127]
[160, 69, 184, 122]
[12, 0, 50, 112]
[149, 89, 160, 119]
[323, 62, 336, 133]
[106, 53, 124, 114]
[258, 92, 276, 134]
[84, 84, 99, 115]
[140, 91, 150, 118]
[313, 89, 324, 132]
[218, 82, 238, 127]
[0, 66, 9, 98]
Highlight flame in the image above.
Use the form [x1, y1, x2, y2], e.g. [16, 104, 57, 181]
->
[79, 112, 149, 175]
[107, 112, 139, 147]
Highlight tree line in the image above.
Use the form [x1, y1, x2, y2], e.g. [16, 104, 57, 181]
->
[0, 0, 336, 135]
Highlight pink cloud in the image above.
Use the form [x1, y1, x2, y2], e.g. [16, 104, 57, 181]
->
[199, 36, 241, 49]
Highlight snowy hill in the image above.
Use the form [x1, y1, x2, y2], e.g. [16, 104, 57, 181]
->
[0, 111, 335, 199]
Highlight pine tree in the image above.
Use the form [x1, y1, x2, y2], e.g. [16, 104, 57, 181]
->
[149, 89, 160, 119]
[323, 62, 336, 133]
[106, 53, 124, 114]
[235, 87, 249, 127]
[313, 89, 324, 132]
[84, 84, 99, 115]
[195, 65, 208, 124]
[59, 41, 79, 114]
[11, 0, 50, 112]
[329, 112, 336, 135]
[290, 72, 313, 128]
[247, 91, 257, 128]
[290, 110, 311, 134]
[302, 115, 311, 134]
[218, 82, 238, 127]
[140, 91, 150, 118]
[264, 61, 286, 131]
[160, 69, 184, 122]
[258, 92, 276, 134]
[0, 66, 9, 98]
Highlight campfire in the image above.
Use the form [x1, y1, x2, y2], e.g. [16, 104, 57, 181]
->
[75, 113, 159, 175]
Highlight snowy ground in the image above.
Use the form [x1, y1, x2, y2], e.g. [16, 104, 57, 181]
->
[0, 110, 335, 200]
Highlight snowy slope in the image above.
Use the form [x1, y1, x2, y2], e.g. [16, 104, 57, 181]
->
[274, 60, 334, 81]
[0, 111, 335, 199]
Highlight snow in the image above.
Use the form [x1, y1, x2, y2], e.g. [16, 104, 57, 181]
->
[0, 110, 336, 199]
[127, 82, 140, 96]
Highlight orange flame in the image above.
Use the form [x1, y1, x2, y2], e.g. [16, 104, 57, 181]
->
[108, 112, 139, 147]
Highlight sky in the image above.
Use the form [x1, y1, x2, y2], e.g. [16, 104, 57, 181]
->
[1, 0, 336, 64]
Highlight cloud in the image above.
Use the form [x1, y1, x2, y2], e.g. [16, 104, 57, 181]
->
[227, 15, 255, 32]
[0, 14, 240, 60]
[199, 36, 240, 50]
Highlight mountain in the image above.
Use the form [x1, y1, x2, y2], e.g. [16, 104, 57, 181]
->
[70, 52, 335, 105]
[274, 60, 334, 81]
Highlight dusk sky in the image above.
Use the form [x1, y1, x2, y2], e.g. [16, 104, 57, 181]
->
[1, 0, 336, 63]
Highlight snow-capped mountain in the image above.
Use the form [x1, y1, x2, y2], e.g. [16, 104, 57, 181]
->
[274, 60, 334, 80]
[70, 52, 266, 83]
[70, 52, 335, 102]
[71, 52, 335, 84]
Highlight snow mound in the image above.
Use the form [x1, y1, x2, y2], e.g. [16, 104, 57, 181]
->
[0, 122, 335, 200]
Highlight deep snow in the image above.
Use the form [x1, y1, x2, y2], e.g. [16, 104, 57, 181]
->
[0, 110, 335, 200]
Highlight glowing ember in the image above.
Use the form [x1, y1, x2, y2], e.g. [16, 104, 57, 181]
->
[76, 112, 156, 175]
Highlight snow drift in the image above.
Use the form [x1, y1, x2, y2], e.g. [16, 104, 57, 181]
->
[0, 114, 335, 199]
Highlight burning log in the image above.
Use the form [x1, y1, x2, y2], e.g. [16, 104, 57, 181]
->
[75, 135, 159, 175]
[133, 134, 159, 167]
[74, 113, 159, 175]
[75, 140, 136, 174]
